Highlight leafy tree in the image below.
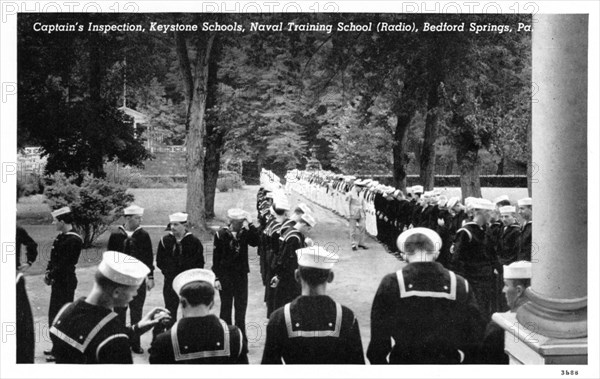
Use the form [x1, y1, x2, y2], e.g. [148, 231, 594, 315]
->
[44, 172, 134, 247]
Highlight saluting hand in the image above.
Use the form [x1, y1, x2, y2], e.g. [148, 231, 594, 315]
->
[214, 279, 222, 291]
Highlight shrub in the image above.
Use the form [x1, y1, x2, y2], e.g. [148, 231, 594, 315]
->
[44, 171, 134, 247]
[17, 172, 45, 200]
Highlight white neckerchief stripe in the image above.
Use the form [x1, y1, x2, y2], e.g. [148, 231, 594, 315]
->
[284, 302, 342, 338]
[397, 269, 457, 300]
[50, 310, 117, 353]
[171, 319, 231, 361]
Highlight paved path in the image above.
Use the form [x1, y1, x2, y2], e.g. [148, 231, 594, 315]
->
[31, 186, 403, 364]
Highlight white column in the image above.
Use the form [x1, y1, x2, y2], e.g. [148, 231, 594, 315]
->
[492, 14, 588, 365]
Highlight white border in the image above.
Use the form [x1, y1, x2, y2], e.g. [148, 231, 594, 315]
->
[2, 1, 599, 378]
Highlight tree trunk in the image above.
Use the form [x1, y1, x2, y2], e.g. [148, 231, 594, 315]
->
[420, 82, 441, 191]
[203, 41, 222, 219]
[178, 33, 215, 228]
[457, 145, 482, 200]
[392, 110, 411, 192]
[496, 155, 505, 175]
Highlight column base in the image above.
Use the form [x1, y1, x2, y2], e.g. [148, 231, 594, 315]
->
[492, 312, 588, 365]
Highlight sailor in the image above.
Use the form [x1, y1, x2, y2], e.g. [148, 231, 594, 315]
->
[49, 251, 170, 363]
[262, 246, 365, 364]
[156, 212, 205, 335]
[450, 198, 497, 321]
[495, 205, 522, 312]
[270, 213, 316, 312]
[44, 206, 83, 362]
[149, 269, 248, 364]
[107, 204, 154, 354]
[480, 261, 532, 363]
[346, 180, 369, 250]
[264, 194, 291, 317]
[367, 228, 484, 364]
[212, 208, 259, 338]
[517, 197, 533, 261]
[16, 273, 34, 363]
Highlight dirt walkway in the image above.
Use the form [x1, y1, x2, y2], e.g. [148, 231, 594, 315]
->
[29, 185, 403, 364]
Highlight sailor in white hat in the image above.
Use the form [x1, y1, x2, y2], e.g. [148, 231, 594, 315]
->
[367, 228, 483, 364]
[497, 206, 521, 266]
[44, 206, 83, 361]
[107, 204, 154, 354]
[451, 198, 497, 321]
[212, 208, 259, 338]
[481, 261, 532, 364]
[270, 212, 316, 312]
[517, 197, 533, 261]
[262, 246, 364, 364]
[149, 269, 247, 364]
[49, 251, 170, 363]
[346, 179, 368, 251]
[155, 212, 205, 339]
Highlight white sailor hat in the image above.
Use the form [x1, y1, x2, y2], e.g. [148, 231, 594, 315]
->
[294, 202, 312, 215]
[447, 197, 460, 208]
[437, 196, 448, 207]
[300, 213, 317, 227]
[273, 195, 290, 211]
[172, 268, 216, 294]
[51, 206, 71, 219]
[499, 205, 517, 214]
[296, 246, 338, 270]
[412, 185, 424, 194]
[354, 179, 368, 186]
[518, 197, 533, 207]
[98, 251, 150, 286]
[393, 189, 402, 197]
[265, 192, 275, 199]
[169, 212, 188, 223]
[470, 198, 495, 211]
[227, 208, 248, 221]
[464, 197, 476, 207]
[396, 227, 442, 255]
[493, 195, 510, 204]
[124, 204, 144, 216]
[503, 261, 532, 280]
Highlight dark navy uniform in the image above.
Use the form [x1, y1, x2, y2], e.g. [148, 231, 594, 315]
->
[50, 298, 138, 363]
[16, 273, 34, 363]
[156, 233, 204, 324]
[212, 224, 259, 336]
[451, 222, 496, 321]
[16, 226, 38, 269]
[497, 223, 521, 266]
[262, 296, 365, 364]
[149, 315, 248, 364]
[479, 320, 509, 364]
[46, 230, 83, 341]
[272, 228, 306, 311]
[107, 225, 154, 348]
[264, 218, 285, 317]
[367, 262, 484, 364]
[518, 221, 532, 261]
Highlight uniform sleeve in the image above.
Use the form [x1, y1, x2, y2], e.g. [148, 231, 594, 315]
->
[261, 312, 285, 364]
[140, 231, 155, 278]
[62, 235, 83, 268]
[232, 327, 249, 364]
[212, 232, 223, 279]
[346, 316, 366, 364]
[107, 230, 122, 252]
[156, 237, 166, 272]
[148, 333, 173, 364]
[96, 335, 133, 364]
[245, 224, 260, 247]
[461, 279, 486, 357]
[17, 227, 38, 265]
[450, 230, 469, 276]
[195, 238, 205, 269]
[367, 275, 397, 364]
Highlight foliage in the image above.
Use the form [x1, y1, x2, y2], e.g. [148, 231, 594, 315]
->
[43, 172, 134, 247]
[17, 173, 45, 200]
